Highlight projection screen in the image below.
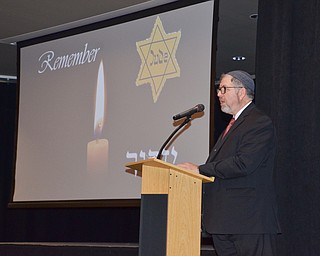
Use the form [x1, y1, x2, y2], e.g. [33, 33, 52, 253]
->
[12, 0, 214, 204]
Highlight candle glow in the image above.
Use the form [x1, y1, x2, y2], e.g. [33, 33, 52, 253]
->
[87, 61, 109, 172]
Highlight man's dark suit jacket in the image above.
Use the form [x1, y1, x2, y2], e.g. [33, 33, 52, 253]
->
[199, 103, 281, 234]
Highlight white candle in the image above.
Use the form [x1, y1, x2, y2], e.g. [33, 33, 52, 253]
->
[87, 61, 109, 172]
[87, 139, 109, 172]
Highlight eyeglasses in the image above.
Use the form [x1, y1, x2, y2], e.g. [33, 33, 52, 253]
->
[216, 86, 243, 94]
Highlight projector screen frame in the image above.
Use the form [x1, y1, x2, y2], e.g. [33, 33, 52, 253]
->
[9, 0, 218, 208]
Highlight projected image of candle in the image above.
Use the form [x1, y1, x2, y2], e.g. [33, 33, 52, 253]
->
[87, 61, 109, 172]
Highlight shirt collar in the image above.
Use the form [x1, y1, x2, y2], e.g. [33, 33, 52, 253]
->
[234, 101, 252, 120]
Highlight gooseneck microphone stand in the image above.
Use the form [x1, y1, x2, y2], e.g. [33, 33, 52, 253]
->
[156, 115, 191, 160]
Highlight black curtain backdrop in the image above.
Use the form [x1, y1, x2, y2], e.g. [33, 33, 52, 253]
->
[0, 83, 16, 241]
[256, 0, 320, 255]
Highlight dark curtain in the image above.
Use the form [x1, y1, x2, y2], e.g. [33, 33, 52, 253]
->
[255, 0, 320, 255]
[0, 83, 16, 241]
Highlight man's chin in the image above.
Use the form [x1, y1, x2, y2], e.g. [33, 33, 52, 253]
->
[221, 106, 232, 115]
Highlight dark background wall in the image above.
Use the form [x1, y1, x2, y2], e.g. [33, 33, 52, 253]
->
[256, 0, 320, 255]
[0, 43, 16, 77]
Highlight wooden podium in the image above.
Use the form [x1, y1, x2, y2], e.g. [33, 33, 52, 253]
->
[125, 158, 214, 256]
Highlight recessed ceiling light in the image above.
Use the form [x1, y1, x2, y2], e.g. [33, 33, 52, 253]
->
[232, 56, 246, 61]
[250, 13, 258, 19]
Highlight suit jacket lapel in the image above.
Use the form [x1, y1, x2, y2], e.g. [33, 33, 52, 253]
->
[206, 103, 255, 163]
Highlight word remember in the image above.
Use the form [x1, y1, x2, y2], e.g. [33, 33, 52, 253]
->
[38, 43, 100, 74]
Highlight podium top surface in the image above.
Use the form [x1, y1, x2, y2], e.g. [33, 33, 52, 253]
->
[125, 158, 214, 183]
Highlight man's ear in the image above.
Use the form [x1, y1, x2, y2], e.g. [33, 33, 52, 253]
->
[239, 87, 247, 100]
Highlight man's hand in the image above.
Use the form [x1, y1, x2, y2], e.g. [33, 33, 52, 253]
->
[177, 162, 200, 174]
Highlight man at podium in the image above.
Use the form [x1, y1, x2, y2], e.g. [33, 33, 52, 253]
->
[178, 70, 281, 256]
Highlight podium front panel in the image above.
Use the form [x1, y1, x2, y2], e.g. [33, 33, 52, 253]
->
[166, 169, 202, 255]
[141, 165, 169, 194]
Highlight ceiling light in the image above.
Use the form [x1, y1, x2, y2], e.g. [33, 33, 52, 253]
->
[232, 56, 246, 61]
[249, 14, 258, 19]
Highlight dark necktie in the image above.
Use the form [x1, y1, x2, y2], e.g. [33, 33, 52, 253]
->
[222, 117, 235, 139]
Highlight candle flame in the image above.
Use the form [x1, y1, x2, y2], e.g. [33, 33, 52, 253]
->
[94, 61, 105, 138]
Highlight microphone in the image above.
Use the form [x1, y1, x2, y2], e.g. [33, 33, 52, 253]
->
[172, 104, 205, 120]
[156, 104, 205, 160]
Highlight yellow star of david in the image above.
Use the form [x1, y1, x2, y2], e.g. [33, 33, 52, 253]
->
[136, 16, 181, 103]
